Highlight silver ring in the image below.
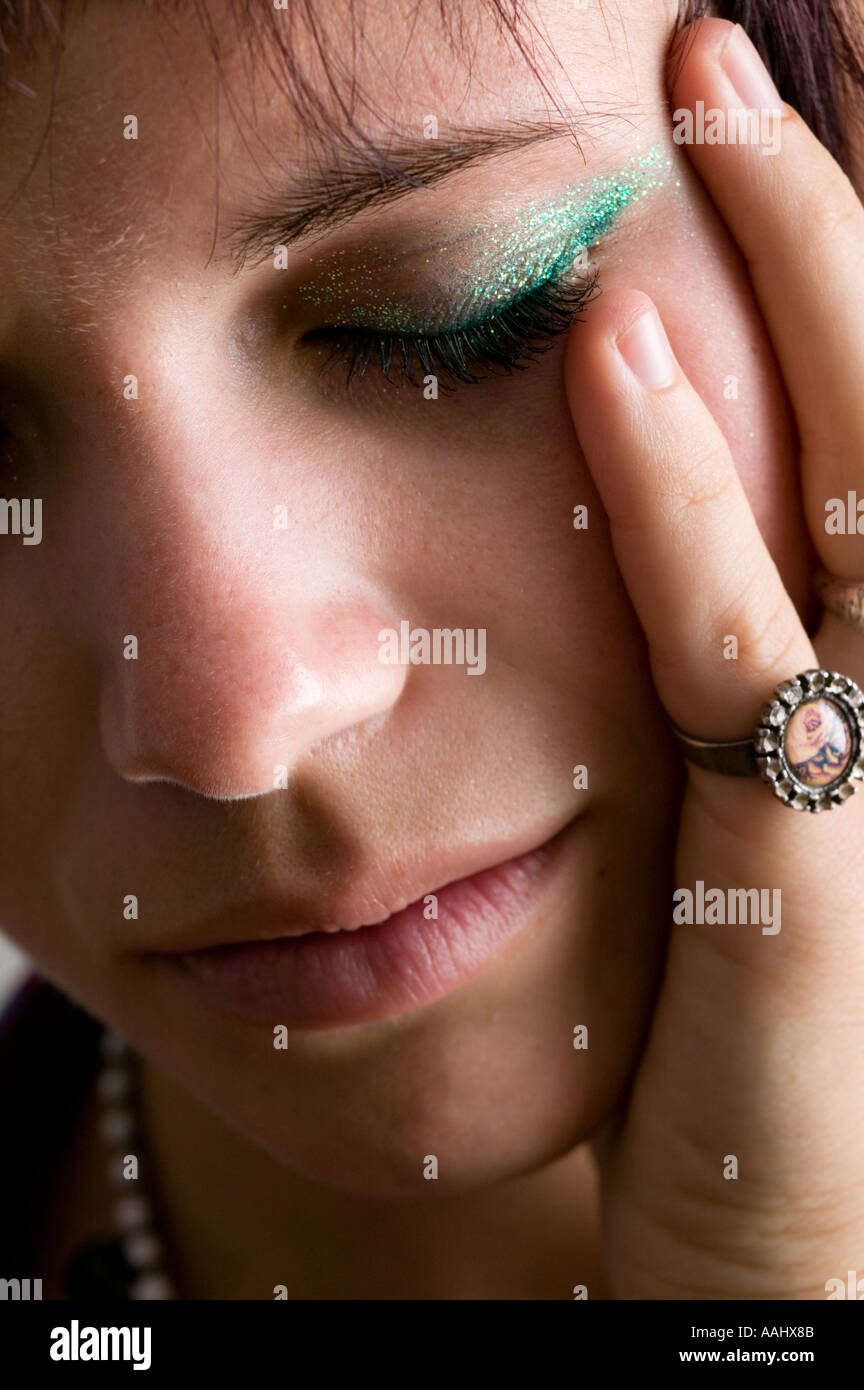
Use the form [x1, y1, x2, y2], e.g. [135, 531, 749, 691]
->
[671, 669, 864, 811]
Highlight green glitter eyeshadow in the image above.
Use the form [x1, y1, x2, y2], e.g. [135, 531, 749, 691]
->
[299, 142, 673, 335]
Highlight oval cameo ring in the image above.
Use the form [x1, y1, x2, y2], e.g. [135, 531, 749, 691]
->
[671, 669, 864, 811]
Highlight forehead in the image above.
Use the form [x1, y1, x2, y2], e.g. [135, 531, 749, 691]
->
[0, 0, 675, 310]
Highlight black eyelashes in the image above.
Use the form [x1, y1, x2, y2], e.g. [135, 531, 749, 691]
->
[304, 269, 600, 391]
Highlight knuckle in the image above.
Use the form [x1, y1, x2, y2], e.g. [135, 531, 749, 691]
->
[663, 446, 735, 523]
[784, 109, 864, 239]
[807, 175, 864, 242]
[717, 580, 801, 676]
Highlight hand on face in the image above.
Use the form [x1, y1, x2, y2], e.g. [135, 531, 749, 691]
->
[565, 17, 864, 1299]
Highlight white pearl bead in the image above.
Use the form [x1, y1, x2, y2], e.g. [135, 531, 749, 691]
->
[97, 1066, 132, 1101]
[99, 1030, 129, 1060]
[99, 1108, 135, 1145]
[128, 1272, 174, 1301]
[114, 1195, 153, 1231]
[124, 1231, 163, 1270]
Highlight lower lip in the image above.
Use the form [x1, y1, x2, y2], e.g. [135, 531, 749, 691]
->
[164, 827, 575, 1029]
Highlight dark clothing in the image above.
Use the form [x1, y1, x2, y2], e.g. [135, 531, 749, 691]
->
[0, 974, 134, 1297]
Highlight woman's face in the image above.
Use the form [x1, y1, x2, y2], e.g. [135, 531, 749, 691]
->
[0, 0, 812, 1196]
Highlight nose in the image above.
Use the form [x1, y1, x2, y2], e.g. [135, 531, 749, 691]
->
[101, 586, 406, 800]
[92, 411, 406, 801]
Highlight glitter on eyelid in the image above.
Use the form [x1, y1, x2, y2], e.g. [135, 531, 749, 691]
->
[298, 142, 673, 334]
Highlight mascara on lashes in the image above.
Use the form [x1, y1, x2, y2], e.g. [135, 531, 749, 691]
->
[298, 143, 673, 336]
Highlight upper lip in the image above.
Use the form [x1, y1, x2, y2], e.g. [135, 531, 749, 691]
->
[150, 814, 576, 954]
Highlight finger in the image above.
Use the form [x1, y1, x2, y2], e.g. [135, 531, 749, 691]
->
[564, 287, 815, 746]
[668, 17, 864, 578]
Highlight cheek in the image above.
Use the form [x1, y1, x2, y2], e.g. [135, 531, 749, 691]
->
[368, 183, 816, 688]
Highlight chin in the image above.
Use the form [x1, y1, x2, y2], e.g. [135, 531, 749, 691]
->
[250, 1065, 625, 1202]
[140, 978, 648, 1202]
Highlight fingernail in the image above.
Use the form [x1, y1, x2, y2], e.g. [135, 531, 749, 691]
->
[616, 307, 678, 390]
[720, 24, 783, 112]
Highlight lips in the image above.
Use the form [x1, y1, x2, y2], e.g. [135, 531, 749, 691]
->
[152, 818, 579, 1029]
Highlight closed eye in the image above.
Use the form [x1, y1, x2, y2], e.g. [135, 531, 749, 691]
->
[302, 268, 600, 391]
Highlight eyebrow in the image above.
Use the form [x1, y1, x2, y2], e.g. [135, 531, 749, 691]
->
[224, 118, 584, 271]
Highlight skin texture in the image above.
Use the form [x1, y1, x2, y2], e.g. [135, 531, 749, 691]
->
[0, 1, 857, 1298]
[567, 20, 864, 1298]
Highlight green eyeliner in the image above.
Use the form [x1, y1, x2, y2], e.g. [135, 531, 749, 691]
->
[298, 142, 673, 335]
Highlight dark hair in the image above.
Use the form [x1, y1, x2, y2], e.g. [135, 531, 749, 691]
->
[685, 0, 864, 169]
[1, 0, 863, 171]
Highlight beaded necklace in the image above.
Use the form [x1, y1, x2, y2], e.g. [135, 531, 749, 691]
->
[63, 1028, 175, 1300]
